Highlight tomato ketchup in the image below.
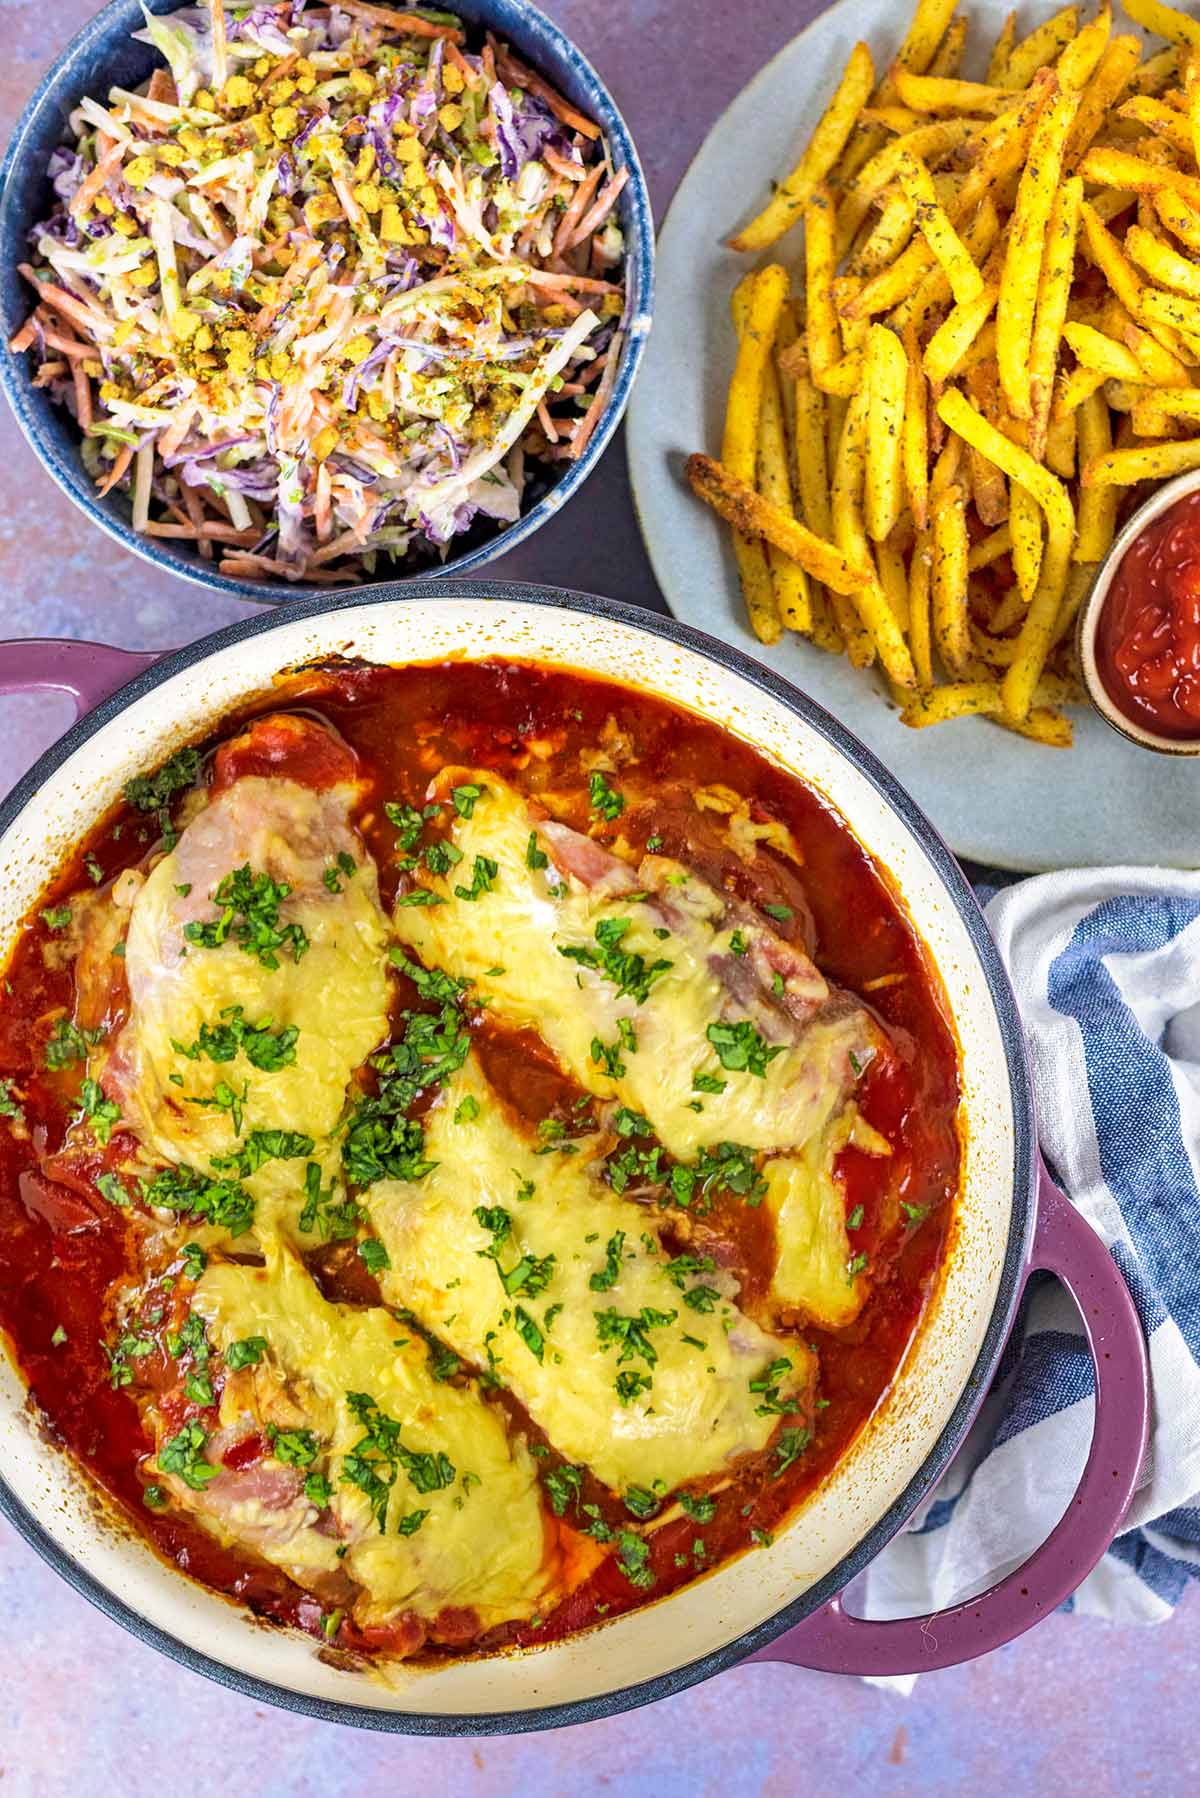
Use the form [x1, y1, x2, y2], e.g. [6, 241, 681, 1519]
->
[1097, 489, 1200, 739]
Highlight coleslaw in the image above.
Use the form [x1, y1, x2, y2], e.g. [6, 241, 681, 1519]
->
[9, 1, 629, 582]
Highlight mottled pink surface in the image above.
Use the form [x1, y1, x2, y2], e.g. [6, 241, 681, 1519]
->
[2, 2, 1199, 1793]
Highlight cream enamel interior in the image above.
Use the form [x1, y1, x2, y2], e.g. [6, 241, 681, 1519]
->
[0, 597, 1018, 1717]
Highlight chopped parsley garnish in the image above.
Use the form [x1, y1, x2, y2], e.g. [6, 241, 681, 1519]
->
[342, 996, 469, 1187]
[210, 1127, 314, 1179]
[615, 1530, 654, 1589]
[141, 1164, 256, 1238]
[772, 1427, 812, 1478]
[670, 1141, 765, 1210]
[451, 783, 485, 819]
[96, 1171, 129, 1209]
[542, 1462, 584, 1518]
[358, 1238, 391, 1275]
[305, 1472, 334, 1508]
[589, 1230, 626, 1292]
[224, 1335, 267, 1371]
[298, 1161, 362, 1241]
[595, 1305, 677, 1400]
[40, 905, 72, 931]
[512, 1304, 544, 1362]
[183, 865, 309, 970]
[173, 1005, 299, 1073]
[394, 1308, 463, 1383]
[84, 853, 104, 886]
[0, 1078, 24, 1125]
[559, 917, 672, 1005]
[474, 1205, 556, 1300]
[645, 834, 664, 852]
[384, 800, 428, 851]
[526, 831, 549, 870]
[157, 1419, 218, 1491]
[901, 1201, 929, 1227]
[706, 1019, 783, 1079]
[453, 854, 498, 902]
[729, 929, 748, 956]
[692, 1070, 726, 1094]
[751, 1527, 775, 1547]
[75, 1076, 120, 1145]
[184, 1078, 248, 1137]
[423, 839, 463, 877]
[763, 903, 794, 923]
[124, 747, 201, 817]
[394, 887, 446, 907]
[180, 1242, 207, 1279]
[678, 1491, 717, 1523]
[623, 1484, 663, 1520]
[322, 851, 358, 894]
[44, 1016, 103, 1070]
[591, 1035, 626, 1079]
[847, 1251, 869, 1280]
[588, 771, 625, 821]
[341, 1391, 454, 1532]
[105, 1328, 154, 1389]
[454, 1094, 480, 1125]
[50, 1324, 68, 1348]
[846, 1204, 864, 1230]
[143, 1484, 167, 1509]
[749, 1357, 795, 1417]
[268, 1425, 321, 1468]
[388, 952, 470, 1006]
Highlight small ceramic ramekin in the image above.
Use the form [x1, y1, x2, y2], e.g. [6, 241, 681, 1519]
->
[1077, 466, 1200, 758]
[0, 0, 654, 606]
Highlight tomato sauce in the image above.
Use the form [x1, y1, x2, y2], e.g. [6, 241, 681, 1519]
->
[0, 659, 961, 1661]
[1096, 489, 1200, 739]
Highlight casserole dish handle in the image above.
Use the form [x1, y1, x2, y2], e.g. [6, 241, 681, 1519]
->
[747, 1157, 1150, 1676]
[0, 639, 160, 717]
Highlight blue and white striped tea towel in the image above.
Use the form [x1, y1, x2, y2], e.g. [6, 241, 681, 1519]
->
[863, 867, 1200, 1632]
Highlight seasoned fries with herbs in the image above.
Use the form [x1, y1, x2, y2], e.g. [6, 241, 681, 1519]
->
[688, 0, 1200, 746]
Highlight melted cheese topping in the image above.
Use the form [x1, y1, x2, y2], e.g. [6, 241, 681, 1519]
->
[190, 1241, 557, 1632]
[117, 775, 392, 1228]
[390, 773, 874, 1163]
[368, 1056, 813, 1495]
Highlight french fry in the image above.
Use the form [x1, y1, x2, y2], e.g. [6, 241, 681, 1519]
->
[923, 282, 1000, 381]
[731, 43, 875, 252]
[989, 707, 1074, 746]
[1080, 145, 1200, 210]
[908, 528, 935, 686]
[928, 14, 969, 78]
[901, 331, 930, 529]
[997, 86, 1080, 418]
[1057, 1, 1112, 91]
[852, 120, 979, 211]
[723, 265, 790, 480]
[1126, 222, 1200, 298]
[1009, 482, 1044, 604]
[791, 364, 832, 545]
[935, 388, 1075, 719]
[1153, 186, 1200, 251]
[1081, 436, 1200, 484]
[1117, 94, 1194, 154]
[850, 190, 917, 276]
[685, 455, 873, 596]
[1003, 5, 1080, 88]
[900, 673, 1075, 725]
[968, 523, 1013, 569]
[1147, 385, 1200, 419]
[1075, 390, 1118, 562]
[864, 324, 909, 540]
[1029, 175, 1083, 453]
[757, 357, 813, 633]
[805, 188, 844, 385]
[1137, 283, 1200, 336]
[887, 0, 963, 87]
[931, 483, 971, 674]
[1063, 319, 1147, 382]
[892, 70, 1014, 115]
[988, 12, 1017, 84]
[832, 387, 916, 683]
[876, 531, 912, 631]
[1063, 36, 1144, 167]
[1121, 0, 1200, 54]
[897, 152, 985, 307]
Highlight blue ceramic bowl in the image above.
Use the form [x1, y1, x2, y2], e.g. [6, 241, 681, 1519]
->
[0, 0, 654, 604]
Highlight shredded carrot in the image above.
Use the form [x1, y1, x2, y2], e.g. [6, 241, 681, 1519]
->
[569, 169, 629, 249]
[68, 142, 125, 221]
[95, 444, 134, 497]
[335, 1, 465, 42]
[492, 40, 602, 138]
[71, 361, 93, 431]
[569, 330, 623, 461]
[18, 267, 108, 340]
[553, 164, 604, 260]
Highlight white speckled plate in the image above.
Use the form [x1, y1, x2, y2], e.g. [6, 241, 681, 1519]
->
[626, 0, 1200, 871]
